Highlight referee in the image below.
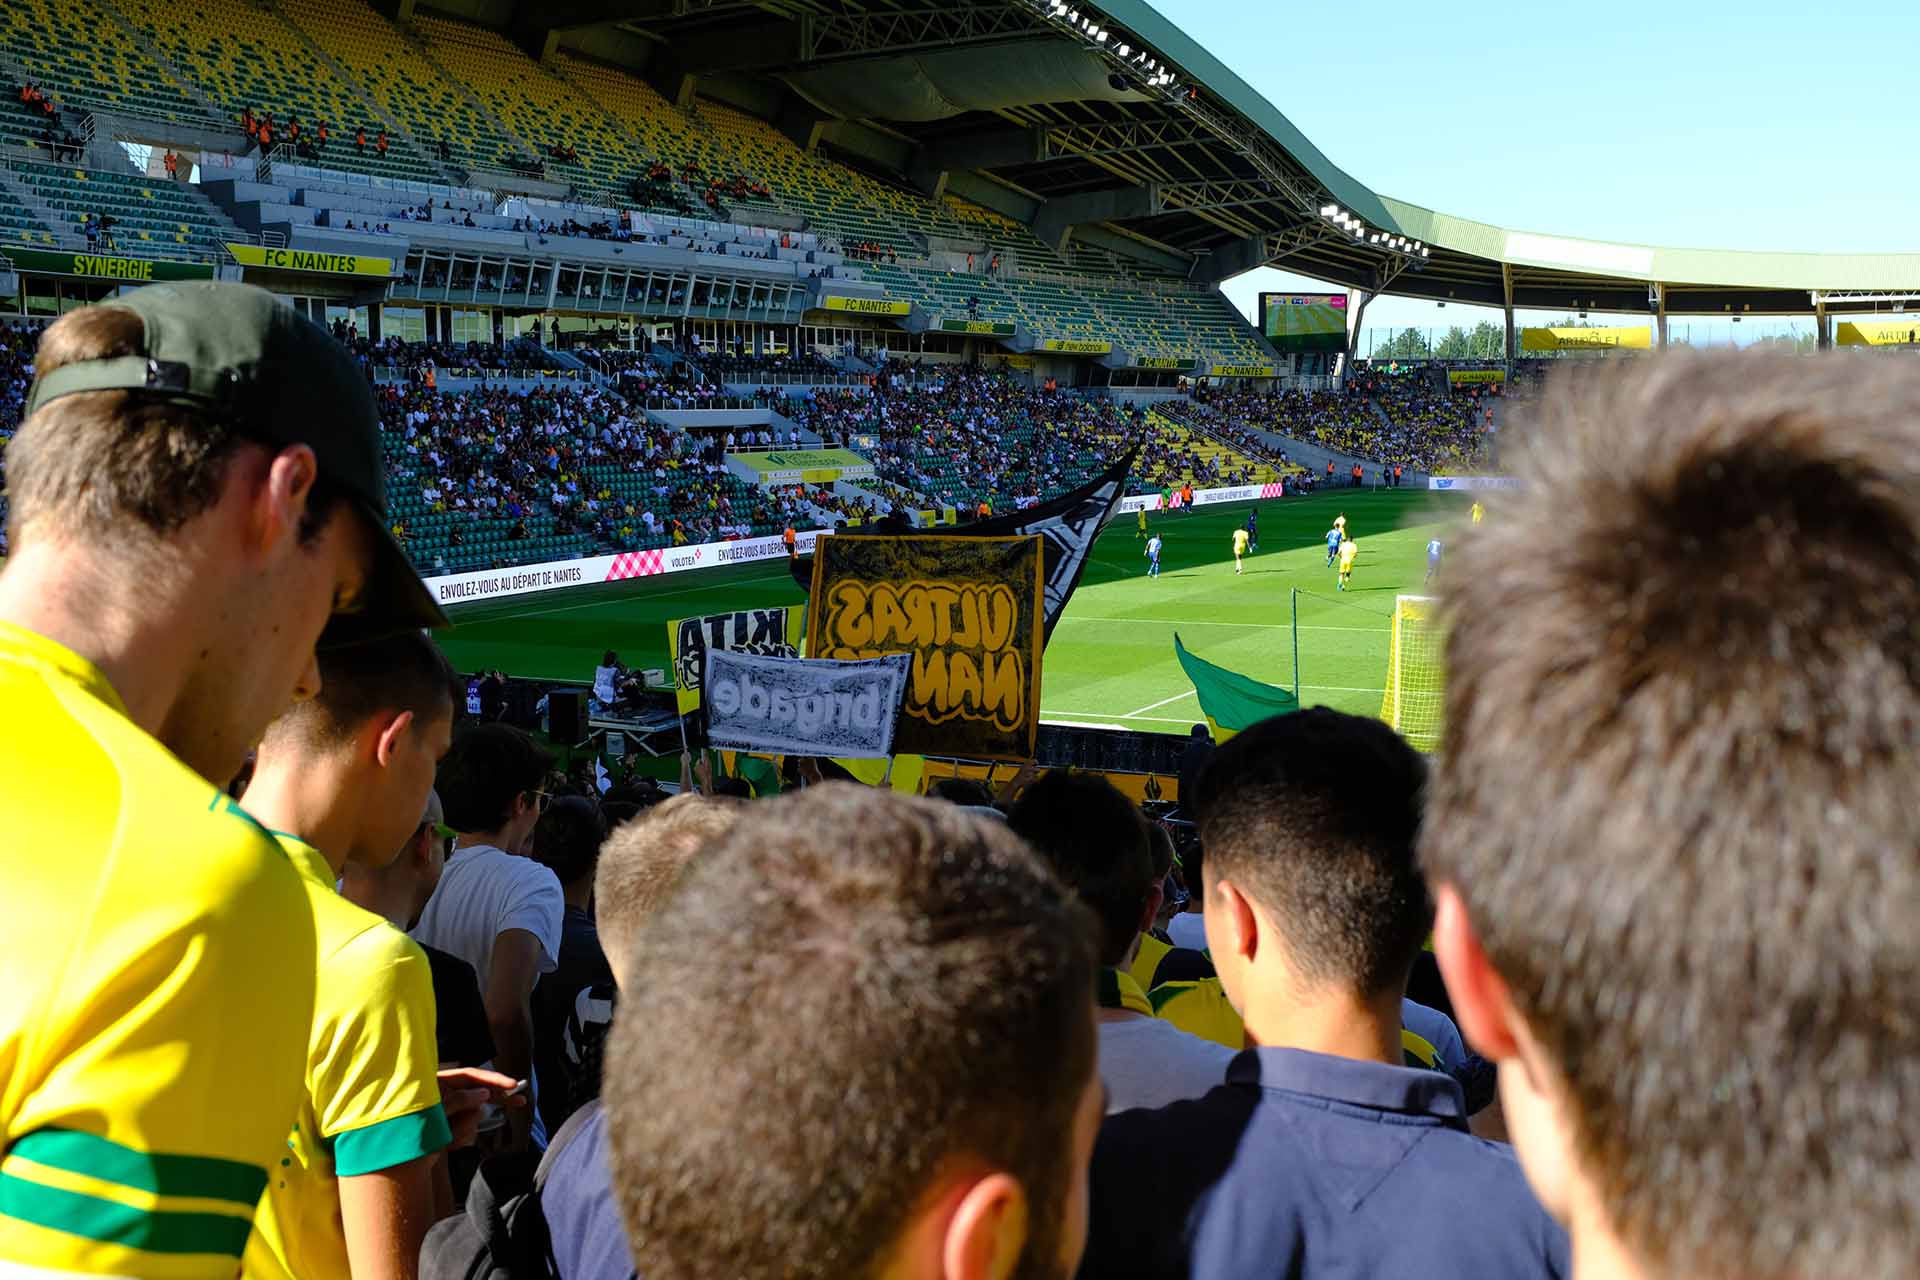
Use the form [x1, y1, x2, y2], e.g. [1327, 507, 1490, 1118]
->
[0, 283, 445, 1277]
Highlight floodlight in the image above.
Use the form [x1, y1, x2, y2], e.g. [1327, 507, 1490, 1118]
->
[1320, 203, 1338, 217]
[1116, 43, 1129, 55]
[1420, 248, 1429, 258]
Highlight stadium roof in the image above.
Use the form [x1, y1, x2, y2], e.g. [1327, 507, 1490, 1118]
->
[437, 0, 1920, 315]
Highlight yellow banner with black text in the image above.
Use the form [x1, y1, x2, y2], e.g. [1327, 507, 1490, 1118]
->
[806, 535, 1044, 761]
[819, 295, 911, 317]
[225, 243, 393, 277]
[1519, 325, 1650, 352]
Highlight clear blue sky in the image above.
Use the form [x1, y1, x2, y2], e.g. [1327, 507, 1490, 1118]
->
[1183, 0, 1920, 339]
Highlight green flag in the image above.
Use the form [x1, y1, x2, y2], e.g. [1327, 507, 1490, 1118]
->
[1173, 634, 1299, 742]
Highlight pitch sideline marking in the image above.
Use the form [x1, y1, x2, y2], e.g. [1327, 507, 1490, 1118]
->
[1123, 688, 1197, 717]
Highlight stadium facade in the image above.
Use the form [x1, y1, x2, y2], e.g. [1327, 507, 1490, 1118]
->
[4, 0, 1917, 376]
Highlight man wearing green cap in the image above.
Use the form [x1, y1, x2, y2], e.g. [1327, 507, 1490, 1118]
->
[0, 283, 446, 1277]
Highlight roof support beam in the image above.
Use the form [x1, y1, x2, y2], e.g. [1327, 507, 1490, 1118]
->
[1032, 186, 1156, 254]
[797, 4, 1052, 62]
[1150, 178, 1287, 216]
[1039, 117, 1216, 162]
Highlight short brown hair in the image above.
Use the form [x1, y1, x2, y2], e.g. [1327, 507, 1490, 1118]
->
[5, 305, 335, 547]
[604, 784, 1097, 1280]
[1006, 770, 1151, 967]
[1196, 707, 1428, 996]
[592, 793, 745, 977]
[1423, 353, 1920, 1280]
[263, 630, 457, 749]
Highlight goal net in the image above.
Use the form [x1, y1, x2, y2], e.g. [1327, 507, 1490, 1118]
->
[1380, 594, 1444, 752]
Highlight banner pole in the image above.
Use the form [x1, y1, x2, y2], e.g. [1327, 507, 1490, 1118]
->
[1291, 587, 1301, 701]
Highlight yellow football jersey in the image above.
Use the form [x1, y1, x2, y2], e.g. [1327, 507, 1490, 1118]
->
[242, 838, 449, 1280]
[1232, 529, 1250, 554]
[1339, 540, 1359, 568]
[0, 620, 316, 1278]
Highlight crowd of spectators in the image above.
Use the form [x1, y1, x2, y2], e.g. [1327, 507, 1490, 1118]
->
[380, 380, 791, 561]
[779, 368, 1123, 511]
[1106, 404, 1285, 490]
[701, 350, 841, 383]
[4, 283, 1918, 1280]
[347, 335, 552, 382]
[0, 320, 44, 554]
[1181, 381, 1496, 474]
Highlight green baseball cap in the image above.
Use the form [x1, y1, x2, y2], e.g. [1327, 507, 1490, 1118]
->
[24, 281, 446, 642]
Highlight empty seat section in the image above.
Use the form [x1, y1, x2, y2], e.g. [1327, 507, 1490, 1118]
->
[114, 0, 434, 182]
[0, 0, 211, 125]
[277, 0, 517, 180]
[9, 159, 238, 254]
[414, 20, 630, 194]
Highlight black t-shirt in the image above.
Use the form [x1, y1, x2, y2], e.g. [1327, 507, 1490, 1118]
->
[533, 906, 615, 1133]
[421, 942, 495, 1068]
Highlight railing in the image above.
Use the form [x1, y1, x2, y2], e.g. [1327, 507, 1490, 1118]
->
[641, 394, 762, 411]
[709, 370, 864, 387]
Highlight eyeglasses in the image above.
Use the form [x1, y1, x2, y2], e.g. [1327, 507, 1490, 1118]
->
[532, 790, 553, 813]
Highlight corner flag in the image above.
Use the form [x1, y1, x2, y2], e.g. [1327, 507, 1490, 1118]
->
[1173, 634, 1299, 742]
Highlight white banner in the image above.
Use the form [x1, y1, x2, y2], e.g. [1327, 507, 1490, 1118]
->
[702, 650, 910, 759]
[1427, 476, 1522, 492]
[425, 529, 828, 608]
[425, 476, 1306, 611]
[1118, 481, 1288, 514]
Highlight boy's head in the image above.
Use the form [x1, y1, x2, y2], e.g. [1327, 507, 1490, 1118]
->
[531, 795, 608, 893]
[1426, 353, 1920, 1280]
[7, 286, 441, 782]
[593, 793, 746, 980]
[1005, 770, 1155, 969]
[256, 630, 458, 866]
[605, 784, 1101, 1280]
[435, 722, 555, 848]
[1193, 709, 1427, 1010]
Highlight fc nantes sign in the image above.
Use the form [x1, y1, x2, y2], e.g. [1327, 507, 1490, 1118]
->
[225, 243, 393, 277]
[820, 295, 911, 317]
[1210, 363, 1278, 378]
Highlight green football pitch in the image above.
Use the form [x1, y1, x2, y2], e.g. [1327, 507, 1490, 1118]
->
[437, 488, 1468, 730]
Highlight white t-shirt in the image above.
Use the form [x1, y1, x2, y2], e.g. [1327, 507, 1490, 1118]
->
[1166, 911, 1208, 951]
[1100, 1017, 1237, 1113]
[412, 844, 564, 992]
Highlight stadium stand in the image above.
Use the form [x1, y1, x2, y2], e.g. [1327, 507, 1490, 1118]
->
[0, 177, 53, 247]
[275, 0, 511, 181]
[0, 0, 214, 129]
[112, 0, 433, 184]
[412, 17, 620, 186]
[7, 158, 239, 255]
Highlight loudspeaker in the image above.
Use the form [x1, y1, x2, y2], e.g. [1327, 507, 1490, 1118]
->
[548, 690, 585, 744]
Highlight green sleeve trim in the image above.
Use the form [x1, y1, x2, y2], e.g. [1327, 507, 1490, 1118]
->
[332, 1105, 452, 1177]
[5, 1128, 266, 1206]
[0, 1171, 253, 1257]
